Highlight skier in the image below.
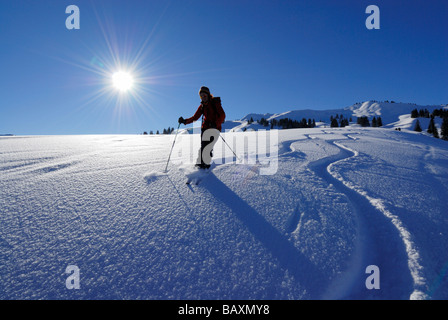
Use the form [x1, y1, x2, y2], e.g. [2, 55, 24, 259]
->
[178, 86, 226, 169]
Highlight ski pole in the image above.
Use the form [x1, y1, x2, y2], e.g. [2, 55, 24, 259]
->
[164, 122, 181, 172]
[220, 133, 241, 163]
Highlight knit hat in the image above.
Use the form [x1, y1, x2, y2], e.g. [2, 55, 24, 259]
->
[199, 86, 210, 96]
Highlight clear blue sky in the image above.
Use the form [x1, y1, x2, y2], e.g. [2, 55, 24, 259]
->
[1, 0, 447, 135]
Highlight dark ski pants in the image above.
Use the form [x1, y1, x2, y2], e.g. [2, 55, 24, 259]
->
[197, 128, 220, 167]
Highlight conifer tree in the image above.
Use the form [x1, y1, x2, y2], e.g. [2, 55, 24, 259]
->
[441, 117, 448, 140]
[414, 119, 422, 132]
[427, 117, 440, 138]
[331, 118, 339, 127]
[433, 125, 440, 139]
[357, 116, 370, 127]
[427, 117, 434, 134]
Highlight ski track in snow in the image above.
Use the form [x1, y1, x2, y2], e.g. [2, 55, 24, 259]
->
[261, 130, 419, 299]
[290, 134, 392, 298]
[302, 133, 425, 299]
[328, 140, 427, 299]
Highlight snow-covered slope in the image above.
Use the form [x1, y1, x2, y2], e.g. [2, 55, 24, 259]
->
[1, 128, 448, 300]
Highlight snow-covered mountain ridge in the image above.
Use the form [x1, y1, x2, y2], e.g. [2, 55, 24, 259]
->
[221, 101, 446, 132]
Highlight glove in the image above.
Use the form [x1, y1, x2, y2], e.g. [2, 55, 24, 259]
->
[178, 116, 185, 125]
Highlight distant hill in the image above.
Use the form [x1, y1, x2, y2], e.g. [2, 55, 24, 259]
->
[223, 101, 446, 132]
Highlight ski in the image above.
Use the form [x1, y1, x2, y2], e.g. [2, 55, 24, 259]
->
[183, 165, 213, 185]
[186, 178, 201, 185]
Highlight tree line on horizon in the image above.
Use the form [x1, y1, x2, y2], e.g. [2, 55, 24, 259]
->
[411, 108, 448, 119]
[143, 127, 175, 135]
[249, 117, 317, 129]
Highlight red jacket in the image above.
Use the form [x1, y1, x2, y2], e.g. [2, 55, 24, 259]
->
[185, 97, 226, 131]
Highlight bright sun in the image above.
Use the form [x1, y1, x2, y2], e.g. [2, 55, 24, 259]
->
[112, 71, 134, 92]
